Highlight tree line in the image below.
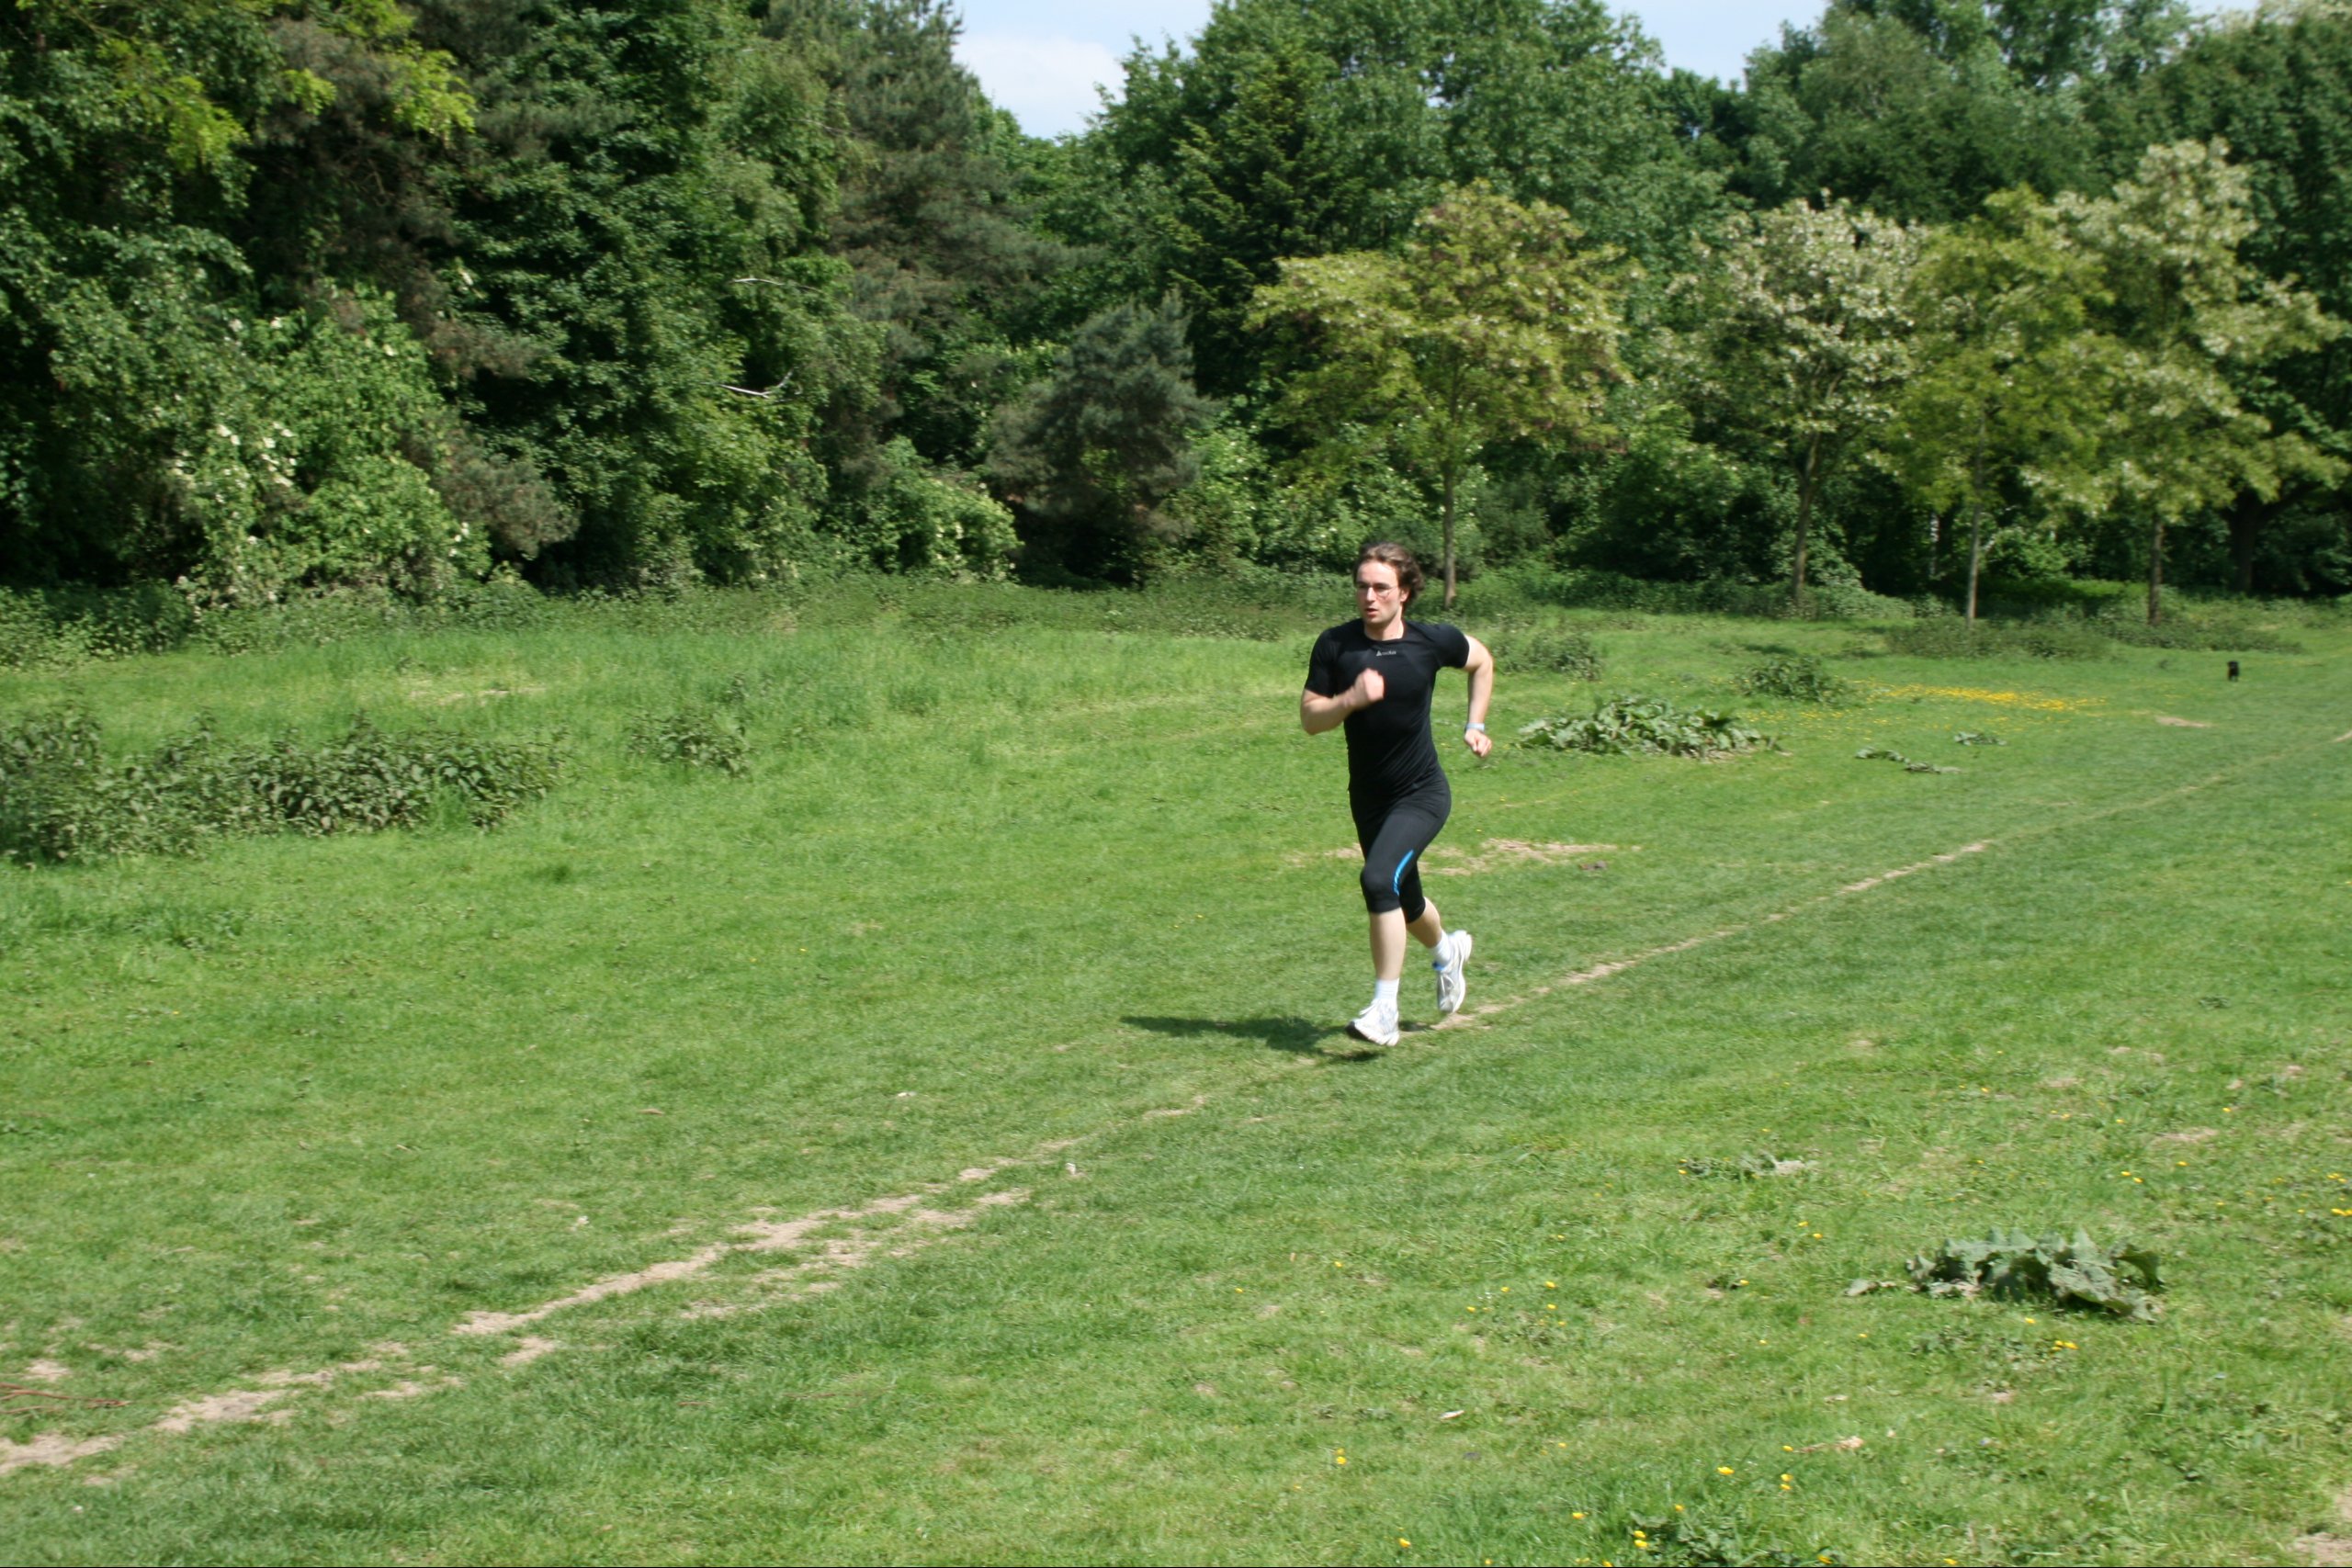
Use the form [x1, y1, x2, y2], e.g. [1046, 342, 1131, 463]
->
[5, 0, 2348, 618]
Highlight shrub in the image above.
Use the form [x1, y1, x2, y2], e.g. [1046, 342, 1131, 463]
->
[1517, 694, 1774, 758]
[1494, 567, 1917, 621]
[1884, 617, 2109, 660]
[2096, 615, 2302, 653]
[1735, 652, 1849, 703]
[626, 705, 750, 775]
[0, 708, 189, 861]
[0, 709, 563, 863]
[0, 585, 199, 669]
[1488, 626, 1604, 680]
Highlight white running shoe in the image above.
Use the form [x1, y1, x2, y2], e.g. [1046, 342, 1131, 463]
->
[1433, 930, 1474, 1014]
[1347, 998, 1400, 1047]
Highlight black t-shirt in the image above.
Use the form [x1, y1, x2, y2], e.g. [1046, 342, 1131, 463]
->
[1305, 619, 1473, 803]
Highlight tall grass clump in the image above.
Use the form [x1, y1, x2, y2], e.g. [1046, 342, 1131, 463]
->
[1487, 624, 1605, 679]
[0, 708, 562, 863]
[1883, 616, 2110, 660]
[1734, 651, 1851, 703]
[626, 703, 751, 775]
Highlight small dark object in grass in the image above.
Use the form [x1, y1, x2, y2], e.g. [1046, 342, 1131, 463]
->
[2228, 660, 2240, 682]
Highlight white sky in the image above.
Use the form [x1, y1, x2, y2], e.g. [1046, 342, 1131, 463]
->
[953, 1, 1819, 138]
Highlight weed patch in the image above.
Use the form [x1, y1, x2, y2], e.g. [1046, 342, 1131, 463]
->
[1889, 1229, 2165, 1320]
[2099, 615, 2302, 653]
[625, 704, 750, 775]
[1487, 625, 1604, 680]
[0, 708, 561, 863]
[1677, 1152, 1812, 1179]
[1735, 652, 1851, 704]
[1856, 746, 1960, 774]
[1518, 694, 1773, 758]
[1884, 617, 2110, 660]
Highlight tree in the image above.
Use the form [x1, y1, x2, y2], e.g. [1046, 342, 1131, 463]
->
[1710, 0, 2185, 223]
[984, 297, 1213, 581]
[765, 0, 1066, 468]
[1668, 197, 1919, 609]
[2055, 139, 2343, 622]
[1062, 0, 1721, 400]
[1251, 186, 1626, 607]
[2132, 5, 2352, 591]
[1887, 189, 2109, 626]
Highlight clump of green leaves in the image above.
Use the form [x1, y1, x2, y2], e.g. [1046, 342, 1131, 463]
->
[1490, 626, 1604, 680]
[1952, 730, 2005, 745]
[1518, 695, 1774, 758]
[0, 708, 562, 863]
[1679, 1152, 1812, 1179]
[1857, 745, 1961, 773]
[1902, 1228, 2164, 1320]
[1735, 652, 1850, 703]
[626, 705, 750, 775]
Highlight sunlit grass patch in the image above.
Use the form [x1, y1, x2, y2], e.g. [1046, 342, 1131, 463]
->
[1, 585, 2346, 1563]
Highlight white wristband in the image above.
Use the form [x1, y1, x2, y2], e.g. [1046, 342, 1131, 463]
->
[1464, 722, 1486, 732]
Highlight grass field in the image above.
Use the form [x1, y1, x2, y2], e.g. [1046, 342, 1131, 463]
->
[3, 582, 2349, 1565]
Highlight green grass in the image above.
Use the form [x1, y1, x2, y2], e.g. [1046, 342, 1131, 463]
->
[3, 584, 2348, 1565]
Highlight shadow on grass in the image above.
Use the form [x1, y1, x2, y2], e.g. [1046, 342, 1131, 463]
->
[1123, 1015, 1381, 1063]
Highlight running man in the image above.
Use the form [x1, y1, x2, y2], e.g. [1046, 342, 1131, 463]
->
[1299, 541, 1496, 1046]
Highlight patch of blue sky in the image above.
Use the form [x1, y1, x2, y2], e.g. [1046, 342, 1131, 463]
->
[952, 1, 1822, 138]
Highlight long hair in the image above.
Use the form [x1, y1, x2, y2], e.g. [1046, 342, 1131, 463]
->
[1356, 541, 1425, 606]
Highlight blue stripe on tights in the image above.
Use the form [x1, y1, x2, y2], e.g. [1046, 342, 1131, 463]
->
[1392, 849, 1416, 897]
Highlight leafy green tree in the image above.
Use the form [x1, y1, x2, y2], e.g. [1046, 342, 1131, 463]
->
[1887, 190, 2109, 625]
[1252, 186, 1626, 607]
[0, 0, 480, 587]
[1711, 0, 2183, 222]
[1068, 0, 1719, 400]
[433, 0, 869, 586]
[765, 0, 1066, 468]
[2132, 5, 2352, 591]
[2054, 139, 2344, 622]
[1668, 197, 1920, 609]
[984, 297, 1213, 581]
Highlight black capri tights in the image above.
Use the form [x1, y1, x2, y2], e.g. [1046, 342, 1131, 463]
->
[1352, 786, 1450, 920]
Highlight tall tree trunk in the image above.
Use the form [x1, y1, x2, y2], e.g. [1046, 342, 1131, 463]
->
[2227, 499, 2263, 596]
[1965, 497, 1985, 631]
[1441, 466, 1458, 610]
[1790, 435, 1820, 615]
[1964, 431, 1987, 631]
[2147, 516, 2165, 626]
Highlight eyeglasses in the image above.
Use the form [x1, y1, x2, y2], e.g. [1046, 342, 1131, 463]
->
[1354, 582, 1400, 597]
